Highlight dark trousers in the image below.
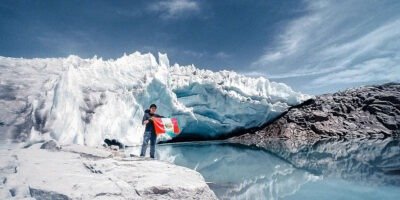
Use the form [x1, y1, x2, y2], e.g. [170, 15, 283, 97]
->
[140, 131, 157, 158]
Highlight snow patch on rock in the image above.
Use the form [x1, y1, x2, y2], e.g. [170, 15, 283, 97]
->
[0, 142, 217, 199]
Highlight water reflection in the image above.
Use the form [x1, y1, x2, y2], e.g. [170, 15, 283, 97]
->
[248, 138, 400, 186]
[157, 142, 320, 199]
[154, 138, 400, 200]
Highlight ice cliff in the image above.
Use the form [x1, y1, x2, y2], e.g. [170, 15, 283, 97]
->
[0, 52, 309, 146]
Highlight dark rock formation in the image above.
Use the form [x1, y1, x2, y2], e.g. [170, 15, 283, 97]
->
[103, 138, 125, 149]
[233, 83, 400, 142]
[29, 187, 71, 200]
[40, 140, 61, 151]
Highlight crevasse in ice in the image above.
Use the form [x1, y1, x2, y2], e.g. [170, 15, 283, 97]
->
[0, 52, 310, 146]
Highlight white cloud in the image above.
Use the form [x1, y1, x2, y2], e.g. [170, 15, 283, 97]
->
[252, 0, 400, 88]
[149, 0, 200, 19]
[215, 52, 231, 59]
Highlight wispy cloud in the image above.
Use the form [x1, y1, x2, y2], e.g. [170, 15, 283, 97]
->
[312, 57, 400, 86]
[252, 0, 400, 88]
[36, 30, 94, 57]
[215, 51, 231, 59]
[183, 49, 205, 58]
[148, 0, 200, 19]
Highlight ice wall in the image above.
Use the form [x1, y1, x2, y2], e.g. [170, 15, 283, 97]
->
[0, 52, 310, 146]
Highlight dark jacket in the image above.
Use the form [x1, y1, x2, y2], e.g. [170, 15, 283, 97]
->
[142, 109, 164, 133]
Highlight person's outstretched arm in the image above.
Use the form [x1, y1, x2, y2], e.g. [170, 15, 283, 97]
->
[155, 114, 165, 118]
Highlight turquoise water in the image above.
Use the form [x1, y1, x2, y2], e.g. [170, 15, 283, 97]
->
[153, 139, 400, 200]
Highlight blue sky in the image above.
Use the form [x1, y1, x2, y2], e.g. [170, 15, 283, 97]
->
[1, 0, 399, 94]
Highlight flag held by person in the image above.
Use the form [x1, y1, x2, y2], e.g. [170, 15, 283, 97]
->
[152, 117, 180, 141]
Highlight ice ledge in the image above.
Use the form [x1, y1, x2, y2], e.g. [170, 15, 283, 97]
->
[0, 142, 217, 199]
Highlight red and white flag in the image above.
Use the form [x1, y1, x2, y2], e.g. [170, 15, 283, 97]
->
[152, 117, 180, 141]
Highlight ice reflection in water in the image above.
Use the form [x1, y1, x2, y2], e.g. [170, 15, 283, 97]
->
[153, 138, 400, 200]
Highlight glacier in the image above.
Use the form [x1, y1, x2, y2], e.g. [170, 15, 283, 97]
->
[0, 52, 309, 146]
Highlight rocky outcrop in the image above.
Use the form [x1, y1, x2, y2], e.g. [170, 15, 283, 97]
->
[0, 142, 217, 199]
[40, 140, 61, 151]
[233, 83, 400, 142]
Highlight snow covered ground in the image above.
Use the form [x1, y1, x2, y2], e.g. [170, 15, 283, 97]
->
[0, 140, 217, 199]
[0, 52, 310, 146]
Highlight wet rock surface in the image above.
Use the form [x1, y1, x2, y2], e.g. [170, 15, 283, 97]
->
[233, 83, 400, 142]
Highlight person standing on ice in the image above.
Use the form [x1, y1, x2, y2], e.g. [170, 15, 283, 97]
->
[140, 104, 165, 159]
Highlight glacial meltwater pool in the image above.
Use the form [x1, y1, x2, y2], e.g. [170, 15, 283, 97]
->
[130, 138, 400, 200]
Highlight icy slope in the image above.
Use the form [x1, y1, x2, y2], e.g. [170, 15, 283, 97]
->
[0, 52, 309, 146]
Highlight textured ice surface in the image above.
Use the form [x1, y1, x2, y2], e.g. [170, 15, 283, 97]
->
[0, 52, 309, 145]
